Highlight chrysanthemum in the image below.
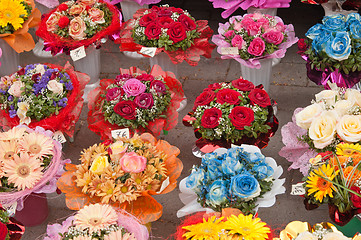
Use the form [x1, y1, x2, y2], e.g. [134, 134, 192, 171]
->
[116, 184, 139, 204]
[0, 140, 18, 160]
[19, 132, 54, 159]
[97, 180, 122, 204]
[74, 203, 118, 234]
[336, 143, 361, 157]
[0, 0, 28, 30]
[182, 216, 224, 240]
[0, 127, 26, 141]
[3, 153, 43, 190]
[223, 214, 270, 240]
[306, 164, 339, 203]
[104, 230, 136, 240]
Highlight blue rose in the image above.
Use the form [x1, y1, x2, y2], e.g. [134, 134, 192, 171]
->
[322, 14, 346, 31]
[311, 32, 331, 53]
[207, 161, 223, 180]
[248, 152, 266, 163]
[350, 22, 361, 39]
[325, 31, 351, 61]
[226, 147, 242, 159]
[306, 23, 325, 40]
[222, 156, 243, 176]
[186, 167, 205, 193]
[253, 162, 274, 180]
[346, 13, 361, 27]
[206, 180, 228, 207]
[202, 152, 218, 166]
[230, 173, 260, 200]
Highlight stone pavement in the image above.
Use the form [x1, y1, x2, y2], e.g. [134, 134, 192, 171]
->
[17, 0, 341, 239]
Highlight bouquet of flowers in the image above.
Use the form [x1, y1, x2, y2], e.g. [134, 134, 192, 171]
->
[0, 63, 89, 138]
[183, 78, 278, 152]
[175, 208, 272, 240]
[0, 0, 41, 53]
[0, 204, 25, 239]
[212, 13, 298, 69]
[88, 65, 184, 140]
[0, 126, 69, 211]
[57, 133, 183, 224]
[177, 145, 285, 217]
[104, 0, 160, 4]
[298, 14, 361, 88]
[44, 203, 149, 240]
[116, 5, 215, 66]
[36, 0, 121, 55]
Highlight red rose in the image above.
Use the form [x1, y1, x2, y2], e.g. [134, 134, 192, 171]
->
[158, 17, 174, 28]
[201, 108, 222, 128]
[298, 38, 308, 54]
[151, 6, 161, 12]
[169, 7, 184, 14]
[248, 88, 271, 107]
[58, 16, 70, 28]
[58, 3, 68, 11]
[232, 78, 255, 91]
[216, 89, 241, 105]
[158, 8, 172, 17]
[144, 22, 162, 40]
[193, 90, 216, 111]
[0, 222, 7, 240]
[178, 14, 196, 31]
[114, 100, 136, 120]
[136, 74, 154, 82]
[206, 83, 222, 91]
[139, 12, 157, 27]
[229, 106, 255, 130]
[167, 22, 187, 43]
[351, 186, 361, 208]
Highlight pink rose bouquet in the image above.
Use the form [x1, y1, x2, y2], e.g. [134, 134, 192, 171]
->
[212, 13, 298, 69]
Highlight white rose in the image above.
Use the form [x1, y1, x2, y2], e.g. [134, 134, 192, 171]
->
[8, 81, 25, 98]
[334, 100, 354, 117]
[315, 89, 338, 106]
[323, 232, 350, 240]
[336, 115, 361, 143]
[344, 88, 361, 107]
[47, 80, 63, 95]
[16, 102, 31, 125]
[294, 232, 317, 240]
[295, 103, 324, 129]
[35, 64, 46, 75]
[309, 111, 338, 149]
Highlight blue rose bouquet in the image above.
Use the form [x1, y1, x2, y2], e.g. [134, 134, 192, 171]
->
[177, 145, 285, 217]
[298, 13, 361, 88]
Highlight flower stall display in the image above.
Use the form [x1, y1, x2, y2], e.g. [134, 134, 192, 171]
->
[212, 13, 297, 91]
[183, 79, 278, 153]
[0, 204, 25, 239]
[0, 0, 41, 76]
[0, 63, 89, 139]
[175, 208, 272, 240]
[298, 14, 361, 89]
[88, 65, 184, 140]
[57, 133, 183, 224]
[177, 146, 285, 218]
[44, 203, 149, 240]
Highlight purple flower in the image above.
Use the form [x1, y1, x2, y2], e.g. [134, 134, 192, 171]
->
[150, 80, 166, 95]
[7, 96, 13, 102]
[64, 81, 73, 91]
[134, 93, 154, 109]
[25, 64, 35, 74]
[57, 98, 68, 107]
[106, 87, 122, 101]
[122, 78, 146, 97]
[9, 110, 17, 118]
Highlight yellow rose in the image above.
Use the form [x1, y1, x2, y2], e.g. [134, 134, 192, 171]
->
[334, 100, 353, 117]
[90, 155, 109, 175]
[336, 115, 361, 143]
[315, 89, 338, 106]
[295, 103, 323, 129]
[309, 111, 338, 149]
[345, 89, 361, 107]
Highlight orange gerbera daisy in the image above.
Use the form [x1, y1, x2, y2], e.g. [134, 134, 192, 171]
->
[19, 132, 54, 159]
[0, 140, 18, 160]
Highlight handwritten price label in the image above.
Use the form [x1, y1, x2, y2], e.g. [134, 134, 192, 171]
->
[52, 131, 67, 144]
[70, 46, 86, 61]
[140, 47, 157, 57]
[220, 47, 239, 55]
[3, 202, 17, 216]
[111, 129, 130, 139]
[291, 182, 306, 196]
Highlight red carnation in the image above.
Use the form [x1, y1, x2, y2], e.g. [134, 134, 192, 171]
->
[58, 3, 68, 11]
[0, 222, 7, 240]
[201, 108, 222, 129]
[193, 90, 216, 111]
[139, 12, 157, 27]
[167, 22, 187, 43]
[114, 100, 136, 120]
[145, 22, 162, 40]
[351, 186, 361, 208]
[229, 106, 254, 130]
[248, 88, 271, 107]
[58, 16, 70, 28]
[178, 14, 196, 31]
[158, 17, 174, 28]
[216, 89, 241, 105]
[232, 78, 255, 91]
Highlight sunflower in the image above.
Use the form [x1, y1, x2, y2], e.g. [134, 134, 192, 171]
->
[306, 164, 339, 203]
[0, 140, 18, 160]
[182, 216, 224, 240]
[223, 214, 270, 240]
[0, 0, 28, 30]
[18, 132, 54, 159]
[336, 143, 361, 157]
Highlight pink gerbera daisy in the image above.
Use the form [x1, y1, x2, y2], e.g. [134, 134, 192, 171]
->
[104, 230, 136, 240]
[0, 127, 27, 141]
[0, 140, 18, 160]
[18, 132, 54, 159]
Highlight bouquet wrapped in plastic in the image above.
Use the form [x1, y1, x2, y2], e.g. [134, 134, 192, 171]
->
[44, 203, 149, 240]
[57, 133, 183, 224]
[88, 65, 184, 140]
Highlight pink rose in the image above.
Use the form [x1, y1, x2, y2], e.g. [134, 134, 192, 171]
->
[88, 8, 105, 24]
[231, 35, 246, 50]
[262, 30, 284, 45]
[240, 16, 254, 29]
[248, 37, 265, 56]
[8, 81, 24, 97]
[46, 12, 61, 32]
[224, 30, 235, 38]
[275, 22, 286, 32]
[119, 152, 147, 173]
[122, 78, 146, 97]
[69, 17, 86, 40]
[69, 4, 85, 15]
[79, 0, 96, 5]
[246, 21, 262, 36]
[234, 21, 244, 31]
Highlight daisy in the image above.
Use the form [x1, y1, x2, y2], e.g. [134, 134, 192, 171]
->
[74, 203, 118, 234]
[97, 180, 122, 204]
[336, 143, 361, 157]
[116, 184, 139, 204]
[0, 140, 17, 160]
[0, 0, 28, 30]
[182, 216, 224, 240]
[0, 127, 27, 141]
[104, 230, 136, 240]
[19, 132, 54, 159]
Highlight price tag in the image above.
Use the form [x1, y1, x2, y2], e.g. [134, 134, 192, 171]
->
[291, 182, 306, 196]
[111, 128, 130, 139]
[220, 47, 239, 55]
[70, 46, 86, 61]
[52, 131, 67, 144]
[140, 47, 157, 57]
[156, 177, 170, 194]
[3, 202, 17, 216]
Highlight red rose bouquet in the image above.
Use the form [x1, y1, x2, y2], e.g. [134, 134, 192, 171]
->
[116, 5, 215, 66]
[183, 78, 278, 152]
[0, 204, 25, 239]
[88, 65, 184, 140]
[36, 0, 121, 55]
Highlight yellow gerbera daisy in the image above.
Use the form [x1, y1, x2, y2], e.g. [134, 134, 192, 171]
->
[336, 143, 361, 157]
[306, 164, 339, 203]
[0, 0, 28, 30]
[182, 216, 224, 240]
[223, 214, 270, 240]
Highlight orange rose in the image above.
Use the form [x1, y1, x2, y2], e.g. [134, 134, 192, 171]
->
[69, 17, 86, 40]
[79, 0, 97, 5]
[46, 12, 61, 32]
[88, 8, 105, 24]
[69, 4, 86, 15]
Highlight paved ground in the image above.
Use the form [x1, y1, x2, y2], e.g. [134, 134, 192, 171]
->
[8, 0, 351, 239]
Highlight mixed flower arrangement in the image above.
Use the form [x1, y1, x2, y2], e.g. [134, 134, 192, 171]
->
[88, 65, 184, 140]
[57, 133, 183, 224]
[44, 203, 149, 240]
[36, 0, 121, 55]
[212, 13, 297, 68]
[177, 146, 285, 217]
[0, 63, 88, 138]
[298, 14, 361, 88]
[0, 204, 25, 240]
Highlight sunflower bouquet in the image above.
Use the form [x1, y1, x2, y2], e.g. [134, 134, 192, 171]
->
[44, 203, 149, 240]
[57, 133, 183, 224]
[0, 204, 25, 239]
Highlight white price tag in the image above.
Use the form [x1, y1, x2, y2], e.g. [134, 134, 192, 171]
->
[70, 46, 86, 61]
[140, 47, 157, 57]
[156, 177, 170, 194]
[291, 182, 306, 196]
[111, 128, 130, 139]
[3, 202, 17, 216]
[220, 47, 239, 55]
[52, 131, 67, 144]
